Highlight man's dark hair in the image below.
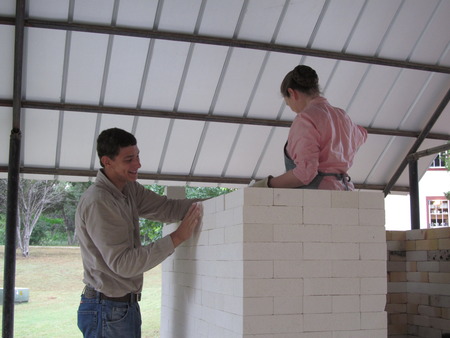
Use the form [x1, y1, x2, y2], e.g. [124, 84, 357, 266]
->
[97, 128, 137, 167]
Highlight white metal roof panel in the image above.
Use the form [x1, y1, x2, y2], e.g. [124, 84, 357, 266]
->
[0, 0, 449, 194]
[65, 32, 109, 104]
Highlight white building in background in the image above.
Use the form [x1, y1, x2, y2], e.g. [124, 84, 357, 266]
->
[385, 153, 450, 231]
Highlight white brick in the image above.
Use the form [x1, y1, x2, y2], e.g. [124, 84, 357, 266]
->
[298, 224, 332, 242]
[358, 191, 385, 209]
[244, 242, 302, 261]
[304, 242, 359, 260]
[243, 223, 274, 242]
[303, 189, 332, 207]
[358, 260, 386, 278]
[304, 206, 359, 225]
[359, 208, 385, 226]
[243, 297, 273, 315]
[303, 313, 360, 332]
[359, 226, 386, 242]
[332, 190, 359, 208]
[243, 314, 303, 334]
[331, 243, 359, 259]
[304, 278, 333, 296]
[274, 188, 303, 206]
[201, 196, 219, 214]
[361, 311, 387, 329]
[332, 225, 364, 242]
[361, 277, 387, 295]
[332, 261, 361, 278]
[244, 278, 303, 297]
[216, 208, 238, 228]
[360, 242, 387, 260]
[361, 295, 387, 312]
[303, 207, 332, 225]
[273, 224, 303, 242]
[208, 227, 224, 245]
[331, 278, 360, 295]
[244, 187, 274, 206]
[226, 188, 273, 209]
[332, 295, 360, 313]
[333, 329, 387, 338]
[302, 260, 332, 277]
[276, 206, 304, 224]
[224, 295, 244, 315]
[274, 296, 302, 314]
[274, 260, 303, 278]
[244, 261, 273, 278]
[303, 295, 332, 313]
[224, 224, 243, 244]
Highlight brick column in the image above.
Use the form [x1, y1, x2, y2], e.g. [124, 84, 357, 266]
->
[161, 188, 387, 337]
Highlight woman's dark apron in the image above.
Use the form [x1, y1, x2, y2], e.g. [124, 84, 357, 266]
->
[284, 142, 350, 190]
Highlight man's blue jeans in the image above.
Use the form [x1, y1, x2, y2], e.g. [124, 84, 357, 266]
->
[77, 295, 142, 338]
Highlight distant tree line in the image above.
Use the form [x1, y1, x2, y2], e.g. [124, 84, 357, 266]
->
[0, 179, 234, 257]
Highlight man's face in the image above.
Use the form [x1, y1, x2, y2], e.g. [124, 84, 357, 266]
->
[102, 145, 141, 190]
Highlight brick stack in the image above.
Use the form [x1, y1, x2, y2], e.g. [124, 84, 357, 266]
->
[387, 228, 450, 338]
[161, 188, 387, 338]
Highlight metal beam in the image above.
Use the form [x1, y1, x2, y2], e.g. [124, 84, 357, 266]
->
[3, 1, 25, 337]
[407, 142, 450, 162]
[0, 165, 410, 192]
[0, 99, 445, 140]
[408, 159, 420, 230]
[383, 87, 450, 196]
[0, 15, 448, 74]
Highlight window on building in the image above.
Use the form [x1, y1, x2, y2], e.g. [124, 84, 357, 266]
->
[430, 152, 448, 168]
[427, 197, 449, 228]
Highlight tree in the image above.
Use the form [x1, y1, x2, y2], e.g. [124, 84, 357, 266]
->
[442, 150, 450, 200]
[46, 181, 92, 245]
[16, 179, 66, 257]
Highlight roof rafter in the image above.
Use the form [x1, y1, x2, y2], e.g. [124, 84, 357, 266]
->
[0, 99, 448, 141]
[0, 15, 449, 74]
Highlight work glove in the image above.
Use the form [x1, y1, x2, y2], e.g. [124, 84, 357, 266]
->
[249, 176, 272, 188]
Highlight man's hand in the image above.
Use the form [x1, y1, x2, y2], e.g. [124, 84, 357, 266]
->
[170, 202, 203, 248]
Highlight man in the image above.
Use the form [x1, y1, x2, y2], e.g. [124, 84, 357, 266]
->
[75, 127, 203, 337]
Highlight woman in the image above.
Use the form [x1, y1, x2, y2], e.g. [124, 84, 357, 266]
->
[252, 65, 367, 190]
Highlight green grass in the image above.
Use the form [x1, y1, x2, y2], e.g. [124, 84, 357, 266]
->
[0, 246, 162, 337]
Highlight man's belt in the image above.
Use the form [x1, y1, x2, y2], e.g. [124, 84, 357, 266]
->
[82, 286, 141, 303]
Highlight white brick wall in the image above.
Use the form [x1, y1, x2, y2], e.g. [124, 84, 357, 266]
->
[161, 188, 387, 337]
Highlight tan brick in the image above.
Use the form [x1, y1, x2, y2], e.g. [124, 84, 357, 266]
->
[429, 317, 450, 331]
[389, 313, 408, 325]
[407, 303, 418, 314]
[389, 293, 407, 304]
[407, 293, 429, 305]
[389, 251, 406, 261]
[415, 239, 439, 251]
[389, 272, 407, 282]
[438, 238, 450, 249]
[388, 323, 407, 335]
[429, 272, 450, 284]
[407, 272, 429, 283]
[387, 240, 406, 251]
[405, 240, 416, 251]
[440, 262, 450, 273]
[426, 227, 450, 239]
[409, 313, 430, 327]
[418, 305, 441, 318]
[442, 308, 450, 320]
[406, 229, 426, 240]
[387, 231, 406, 241]
[406, 261, 417, 272]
